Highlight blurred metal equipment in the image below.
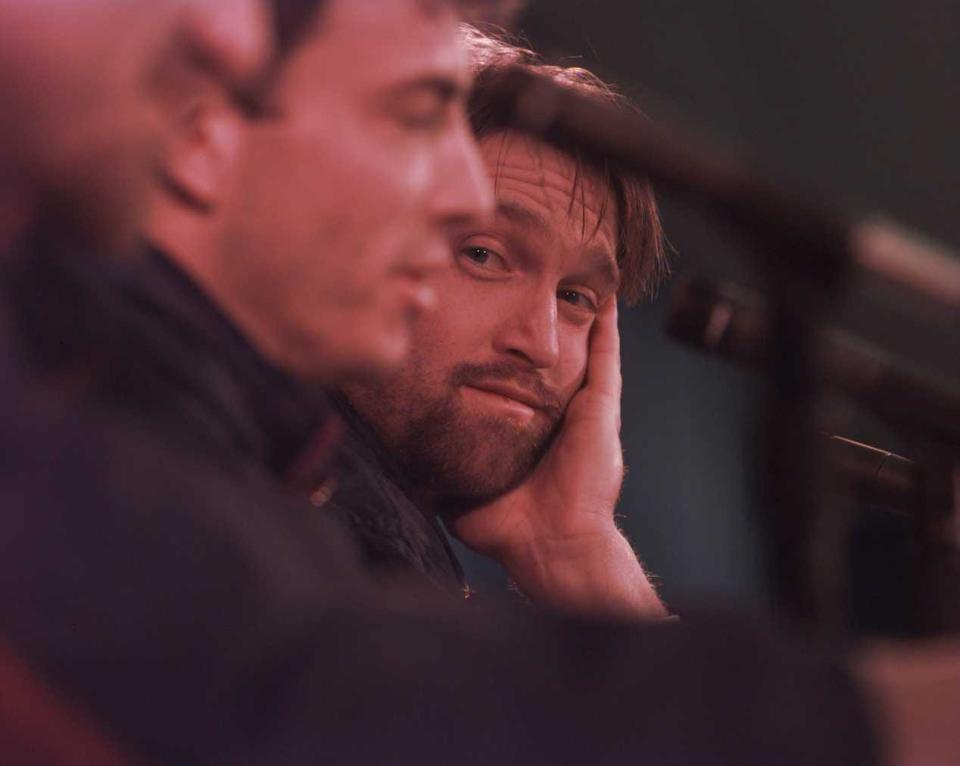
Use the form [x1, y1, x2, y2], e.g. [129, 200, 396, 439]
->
[666, 276, 960, 450]
[664, 276, 959, 515]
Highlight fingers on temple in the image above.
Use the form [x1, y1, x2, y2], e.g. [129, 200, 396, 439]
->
[588, 297, 622, 401]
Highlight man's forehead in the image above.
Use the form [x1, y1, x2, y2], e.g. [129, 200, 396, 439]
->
[479, 131, 618, 248]
[316, 0, 469, 89]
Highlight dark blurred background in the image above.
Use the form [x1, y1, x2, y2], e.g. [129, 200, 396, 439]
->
[455, 0, 960, 619]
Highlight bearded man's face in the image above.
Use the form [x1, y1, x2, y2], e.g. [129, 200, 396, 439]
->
[345, 131, 621, 508]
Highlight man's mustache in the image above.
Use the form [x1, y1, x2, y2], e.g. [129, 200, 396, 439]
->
[449, 361, 564, 420]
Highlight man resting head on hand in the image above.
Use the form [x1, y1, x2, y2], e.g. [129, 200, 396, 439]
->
[333, 28, 670, 619]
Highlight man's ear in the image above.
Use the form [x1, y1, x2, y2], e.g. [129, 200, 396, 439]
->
[160, 96, 244, 212]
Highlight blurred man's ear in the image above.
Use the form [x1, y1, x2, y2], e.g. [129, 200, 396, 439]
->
[161, 96, 245, 212]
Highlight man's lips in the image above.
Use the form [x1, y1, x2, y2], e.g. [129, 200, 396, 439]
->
[462, 380, 548, 411]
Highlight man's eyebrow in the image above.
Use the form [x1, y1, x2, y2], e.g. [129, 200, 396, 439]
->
[496, 200, 621, 293]
[496, 200, 552, 235]
[576, 248, 621, 296]
[387, 75, 466, 103]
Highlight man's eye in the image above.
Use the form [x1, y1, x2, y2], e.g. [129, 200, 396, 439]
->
[464, 246, 492, 265]
[558, 289, 598, 311]
[389, 82, 461, 131]
[459, 246, 507, 272]
[393, 94, 451, 131]
[396, 107, 447, 131]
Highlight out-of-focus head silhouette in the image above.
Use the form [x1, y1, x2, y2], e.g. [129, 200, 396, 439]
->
[149, 0, 497, 384]
[0, 0, 274, 254]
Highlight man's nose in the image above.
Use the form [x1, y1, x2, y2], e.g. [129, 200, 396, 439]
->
[400, 122, 495, 278]
[430, 117, 496, 231]
[492, 290, 561, 370]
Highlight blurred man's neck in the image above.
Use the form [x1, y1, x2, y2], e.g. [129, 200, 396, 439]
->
[143, 195, 229, 313]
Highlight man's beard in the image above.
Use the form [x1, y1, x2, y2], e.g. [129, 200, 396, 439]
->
[359, 361, 565, 512]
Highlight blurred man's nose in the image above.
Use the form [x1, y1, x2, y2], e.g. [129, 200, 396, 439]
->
[431, 117, 496, 231]
[492, 289, 561, 370]
[401, 122, 494, 280]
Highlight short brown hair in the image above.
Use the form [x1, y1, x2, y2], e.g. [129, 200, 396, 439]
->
[464, 27, 667, 304]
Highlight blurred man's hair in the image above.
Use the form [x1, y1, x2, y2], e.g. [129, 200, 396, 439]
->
[268, 0, 322, 58]
[464, 27, 667, 303]
[251, 0, 520, 115]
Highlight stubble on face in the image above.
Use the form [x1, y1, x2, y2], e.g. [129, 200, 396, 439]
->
[345, 131, 620, 513]
[348, 358, 565, 510]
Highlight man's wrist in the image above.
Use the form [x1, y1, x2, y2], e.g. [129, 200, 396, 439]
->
[499, 525, 669, 620]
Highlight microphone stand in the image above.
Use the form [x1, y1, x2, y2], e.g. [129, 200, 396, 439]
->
[761, 279, 831, 629]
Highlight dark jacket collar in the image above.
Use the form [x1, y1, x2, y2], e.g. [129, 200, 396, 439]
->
[131, 247, 337, 477]
[7, 240, 340, 486]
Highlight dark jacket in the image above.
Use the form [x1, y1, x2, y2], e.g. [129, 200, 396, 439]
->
[325, 396, 466, 595]
[0, 241, 881, 766]
[5, 243, 341, 490]
[11, 240, 461, 593]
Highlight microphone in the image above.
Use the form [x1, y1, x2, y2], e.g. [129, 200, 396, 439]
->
[665, 277, 918, 513]
[665, 274, 960, 464]
[825, 435, 917, 514]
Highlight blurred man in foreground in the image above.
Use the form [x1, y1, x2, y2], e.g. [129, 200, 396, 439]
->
[332, 32, 669, 618]
[141, 2, 491, 384]
[8, 0, 491, 497]
[0, 0, 274, 761]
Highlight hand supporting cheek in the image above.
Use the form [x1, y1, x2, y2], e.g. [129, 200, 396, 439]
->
[449, 299, 668, 619]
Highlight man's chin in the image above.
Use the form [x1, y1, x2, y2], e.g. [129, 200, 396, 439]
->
[435, 470, 527, 514]
[425, 414, 554, 509]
